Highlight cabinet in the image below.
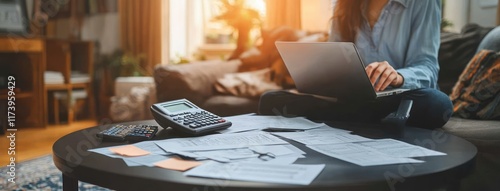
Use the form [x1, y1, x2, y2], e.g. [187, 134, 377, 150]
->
[0, 37, 95, 129]
[45, 39, 95, 124]
[0, 37, 46, 129]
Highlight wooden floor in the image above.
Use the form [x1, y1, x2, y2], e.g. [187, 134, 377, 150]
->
[0, 120, 98, 166]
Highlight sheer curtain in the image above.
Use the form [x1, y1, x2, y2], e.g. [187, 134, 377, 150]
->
[265, 0, 302, 30]
[119, 0, 161, 73]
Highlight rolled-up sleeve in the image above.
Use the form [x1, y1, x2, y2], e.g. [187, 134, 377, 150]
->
[396, 0, 441, 89]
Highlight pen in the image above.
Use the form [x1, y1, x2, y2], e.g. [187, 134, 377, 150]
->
[262, 128, 305, 132]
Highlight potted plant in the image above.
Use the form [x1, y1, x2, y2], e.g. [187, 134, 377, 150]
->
[213, 0, 262, 60]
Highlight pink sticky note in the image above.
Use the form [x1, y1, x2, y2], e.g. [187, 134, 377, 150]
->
[109, 145, 150, 157]
[154, 157, 202, 171]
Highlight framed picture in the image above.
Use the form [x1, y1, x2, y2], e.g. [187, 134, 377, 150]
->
[0, 0, 30, 35]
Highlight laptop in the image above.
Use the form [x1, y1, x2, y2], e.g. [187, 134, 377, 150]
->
[275, 41, 409, 101]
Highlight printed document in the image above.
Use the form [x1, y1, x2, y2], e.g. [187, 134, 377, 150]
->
[133, 140, 172, 155]
[219, 115, 273, 133]
[272, 126, 370, 145]
[123, 154, 171, 167]
[267, 116, 325, 130]
[308, 143, 424, 166]
[191, 144, 302, 162]
[155, 132, 288, 152]
[357, 139, 446, 158]
[184, 161, 325, 185]
[219, 115, 325, 133]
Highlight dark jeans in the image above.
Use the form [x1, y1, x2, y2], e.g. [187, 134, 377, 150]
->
[258, 88, 453, 129]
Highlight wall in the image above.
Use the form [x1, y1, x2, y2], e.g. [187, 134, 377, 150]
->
[80, 13, 120, 55]
[444, 0, 498, 32]
[53, 13, 120, 55]
[301, 0, 334, 32]
[300, 0, 499, 33]
[469, 0, 498, 27]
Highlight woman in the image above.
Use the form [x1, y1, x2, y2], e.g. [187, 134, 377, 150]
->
[259, 0, 453, 129]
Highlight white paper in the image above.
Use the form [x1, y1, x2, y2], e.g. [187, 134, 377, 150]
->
[89, 146, 129, 158]
[219, 114, 272, 133]
[304, 125, 352, 134]
[191, 145, 301, 162]
[307, 143, 424, 166]
[283, 144, 307, 155]
[219, 115, 325, 133]
[123, 159, 143, 167]
[232, 155, 301, 164]
[267, 116, 325, 130]
[123, 154, 171, 167]
[193, 148, 258, 160]
[357, 139, 446, 158]
[133, 140, 172, 155]
[248, 145, 297, 156]
[273, 131, 371, 145]
[184, 161, 325, 185]
[155, 132, 288, 152]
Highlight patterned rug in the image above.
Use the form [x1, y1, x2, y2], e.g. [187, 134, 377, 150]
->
[0, 155, 111, 191]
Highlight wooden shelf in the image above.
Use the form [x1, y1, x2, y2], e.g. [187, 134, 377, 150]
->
[45, 84, 72, 90]
[0, 37, 96, 128]
[45, 39, 95, 125]
[0, 37, 46, 128]
[0, 38, 44, 52]
[0, 92, 34, 99]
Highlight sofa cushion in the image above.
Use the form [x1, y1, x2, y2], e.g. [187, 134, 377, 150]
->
[438, 24, 493, 94]
[441, 117, 500, 153]
[214, 68, 282, 98]
[202, 95, 259, 117]
[443, 117, 500, 191]
[154, 60, 241, 105]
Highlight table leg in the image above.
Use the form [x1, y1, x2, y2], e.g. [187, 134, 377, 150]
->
[63, 174, 78, 191]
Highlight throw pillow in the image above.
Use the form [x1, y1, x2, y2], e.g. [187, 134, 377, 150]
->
[214, 68, 282, 98]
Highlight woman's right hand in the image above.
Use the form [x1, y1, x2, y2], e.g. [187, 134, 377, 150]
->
[365, 61, 404, 91]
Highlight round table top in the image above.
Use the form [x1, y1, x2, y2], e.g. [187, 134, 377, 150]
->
[53, 120, 476, 191]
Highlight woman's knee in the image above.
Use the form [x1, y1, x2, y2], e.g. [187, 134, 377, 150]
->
[477, 26, 500, 52]
[405, 89, 453, 129]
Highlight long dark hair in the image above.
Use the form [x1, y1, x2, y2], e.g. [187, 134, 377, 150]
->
[332, 0, 364, 42]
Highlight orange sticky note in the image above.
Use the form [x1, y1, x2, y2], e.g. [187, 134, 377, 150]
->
[154, 157, 202, 171]
[109, 145, 150, 157]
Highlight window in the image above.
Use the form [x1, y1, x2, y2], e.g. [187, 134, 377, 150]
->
[162, 0, 265, 64]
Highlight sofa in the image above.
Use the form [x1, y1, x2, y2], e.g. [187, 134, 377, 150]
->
[154, 27, 324, 116]
[154, 25, 500, 191]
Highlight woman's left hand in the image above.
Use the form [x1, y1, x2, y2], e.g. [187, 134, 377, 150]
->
[365, 61, 404, 91]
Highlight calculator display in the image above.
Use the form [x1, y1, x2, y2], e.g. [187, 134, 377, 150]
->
[164, 102, 192, 112]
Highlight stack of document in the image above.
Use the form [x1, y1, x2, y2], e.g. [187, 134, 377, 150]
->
[90, 131, 325, 185]
[70, 71, 90, 84]
[44, 71, 64, 84]
[271, 126, 446, 166]
[89, 114, 447, 185]
[219, 114, 326, 134]
[89, 140, 172, 167]
[154, 132, 304, 163]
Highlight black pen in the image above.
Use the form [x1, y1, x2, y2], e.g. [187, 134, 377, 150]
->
[262, 128, 305, 132]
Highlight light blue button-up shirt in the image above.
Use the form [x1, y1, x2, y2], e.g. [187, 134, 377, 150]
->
[329, 0, 441, 89]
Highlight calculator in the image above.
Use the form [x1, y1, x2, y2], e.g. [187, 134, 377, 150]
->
[97, 124, 159, 142]
[150, 99, 232, 135]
